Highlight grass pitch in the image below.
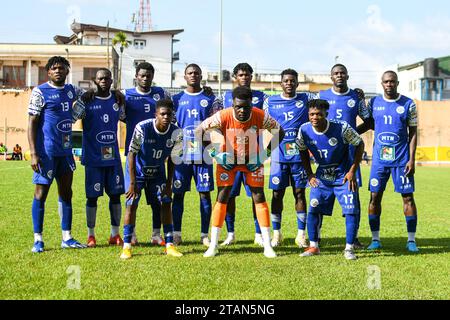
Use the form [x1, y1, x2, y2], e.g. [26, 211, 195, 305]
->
[0, 161, 449, 300]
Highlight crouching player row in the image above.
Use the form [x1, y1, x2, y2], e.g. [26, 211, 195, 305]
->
[297, 99, 364, 260]
[120, 99, 184, 259]
[196, 86, 285, 258]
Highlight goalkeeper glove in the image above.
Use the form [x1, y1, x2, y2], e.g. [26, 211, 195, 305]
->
[209, 148, 235, 171]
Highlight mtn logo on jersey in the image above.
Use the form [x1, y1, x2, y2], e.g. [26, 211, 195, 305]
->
[96, 131, 116, 144]
[252, 97, 260, 105]
[396, 106, 405, 114]
[310, 199, 319, 208]
[329, 138, 338, 147]
[113, 103, 120, 111]
[200, 99, 209, 108]
[153, 94, 161, 101]
[296, 101, 304, 108]
[377, 132, 400, 145]
[57, 120, 72, 133]
[347, 99, 356, 108]
[67, 91, 74, 100]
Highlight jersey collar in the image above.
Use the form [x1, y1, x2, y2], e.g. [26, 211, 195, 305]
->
[280, 93, 298, 100]
[311, 120, 330, 135]
[95, 93, 112, 100]
[136, 87, 153, 96]
[152, 119, 171, 135]
[383, 94, 402, 103]
[331, 87, 350, 96]
[184, 89, 204, 96]
[47, 82, 66, 89]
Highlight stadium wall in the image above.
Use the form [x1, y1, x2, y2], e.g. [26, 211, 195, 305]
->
[1, 91, 450, 164]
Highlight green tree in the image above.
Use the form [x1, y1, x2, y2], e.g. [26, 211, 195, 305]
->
[112, 31, 129, 89]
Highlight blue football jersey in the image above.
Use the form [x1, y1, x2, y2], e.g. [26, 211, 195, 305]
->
[222, 89, 267, 109]
[266, 93, 315, 163]
[122, 87, 171, 156]
[297, 120, 362, 185]
[129, 119, 183, 180]
[28, 82, 83, 157]
[73, 94, 124, 167]
[319, 88, 370, 130]
[172, 90, 222, 162]
[368, 95, 417, 167]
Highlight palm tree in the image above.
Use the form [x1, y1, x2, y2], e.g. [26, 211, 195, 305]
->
[112, 31, 129, 89]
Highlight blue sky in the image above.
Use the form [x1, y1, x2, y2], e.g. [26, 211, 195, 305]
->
[2, 0, 450, 91]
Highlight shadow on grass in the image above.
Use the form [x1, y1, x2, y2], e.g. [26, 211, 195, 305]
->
[275, 237, 450, 257]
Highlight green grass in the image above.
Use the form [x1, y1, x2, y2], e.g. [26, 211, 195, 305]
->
[0, 161, 449, 300]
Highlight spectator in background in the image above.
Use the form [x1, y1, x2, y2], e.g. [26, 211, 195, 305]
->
[13, 144, 23, 160]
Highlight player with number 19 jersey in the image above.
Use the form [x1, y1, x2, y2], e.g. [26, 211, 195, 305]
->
[122, 87, 171, 155]
[368, 95, 417, 193]
[265, 93, 315, 190]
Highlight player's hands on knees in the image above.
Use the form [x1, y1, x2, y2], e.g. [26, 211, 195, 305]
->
[404, 161, 415, 177]
[308, 174, 319, 188]
[125, 184, 140, 201]
[343, 172, 357, 192]
[30, 153, 40, 173]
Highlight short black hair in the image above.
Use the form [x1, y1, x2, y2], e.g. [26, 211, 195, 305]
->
[184, 63, 202, 74]
[331, 64, 348, 73]
[307, 99, 330, 112]
[232, 86, 252, 101]
[96, 68, 112, 77]
[383, 70, 398, 80]
[156, 98, 174, 111]
[233, 63, 253, 76]
[281, 68, 298, 81]
[45, 56, 70, 71]
[136, 62, 155, 75]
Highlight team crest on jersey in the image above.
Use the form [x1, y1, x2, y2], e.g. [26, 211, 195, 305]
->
[174, 180, 182, 189]
[200, 99, 209, 108]
[47, 170, 53, 179]
[153, 94, 161, 101]
[272, 177, 280, 185]
[396, 106, 405, 114]
[329, 138, 338, 147]
[113, 103, 120, 112]
[166, 139, 174, 148]
[67, 91, 74, 100]
[252, 97, 260, 105]
[220, 173, 229, 182]
[347, 99, 356, 108]
[296, 101, 304, 108]
[370, 179, 379, 187]
[310, 199, 319, 208]
[94, 183, 101, 192]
